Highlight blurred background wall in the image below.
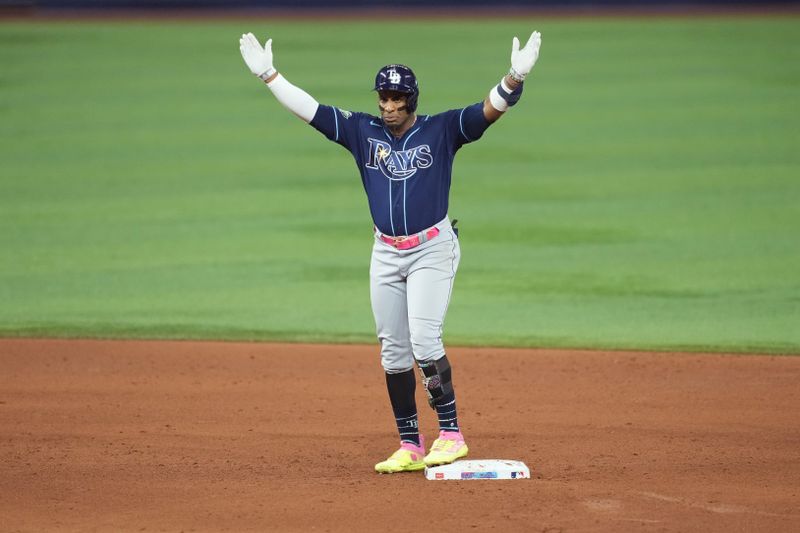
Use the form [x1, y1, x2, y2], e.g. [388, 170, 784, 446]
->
[3, 0, 799, 11]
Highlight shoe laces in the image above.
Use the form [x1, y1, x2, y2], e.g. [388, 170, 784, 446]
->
[431, 438, 458, 452]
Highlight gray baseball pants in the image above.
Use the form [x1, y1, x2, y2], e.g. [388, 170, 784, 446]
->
[370, 216, 460, 373]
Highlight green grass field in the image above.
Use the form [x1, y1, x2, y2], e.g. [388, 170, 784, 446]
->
[1, 15, 798, 353]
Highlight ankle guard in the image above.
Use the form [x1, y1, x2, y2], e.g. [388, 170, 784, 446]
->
[417, 355, 453, 410]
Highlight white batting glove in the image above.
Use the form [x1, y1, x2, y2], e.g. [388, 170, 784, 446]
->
[509, 31, 542, 82]
[239, 32, 276, 80]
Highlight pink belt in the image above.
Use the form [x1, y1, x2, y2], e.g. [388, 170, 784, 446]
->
[378, 226, 440, 250]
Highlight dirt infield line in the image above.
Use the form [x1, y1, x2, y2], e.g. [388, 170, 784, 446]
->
[1, 338, 799, 532]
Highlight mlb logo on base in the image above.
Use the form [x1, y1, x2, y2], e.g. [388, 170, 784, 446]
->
[425, 460, 531, 480]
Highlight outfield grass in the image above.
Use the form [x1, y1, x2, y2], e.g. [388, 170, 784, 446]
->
[1, 15, 798, 353]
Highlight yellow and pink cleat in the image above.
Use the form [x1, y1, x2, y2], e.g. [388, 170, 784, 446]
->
[375, 435, 426, 474]
[424, 430, 468, 466]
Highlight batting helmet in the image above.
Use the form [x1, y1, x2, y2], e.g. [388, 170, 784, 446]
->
[374, 64, 419, 113]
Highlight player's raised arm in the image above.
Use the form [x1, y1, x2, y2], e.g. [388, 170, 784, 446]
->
[483, 31, 542, 123]
[239, 32, 319, 123]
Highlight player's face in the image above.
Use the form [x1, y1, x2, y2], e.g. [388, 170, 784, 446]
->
[378, 90, 412, 127]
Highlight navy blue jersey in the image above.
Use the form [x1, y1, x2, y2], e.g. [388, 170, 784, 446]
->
[310, 102, 491, 236]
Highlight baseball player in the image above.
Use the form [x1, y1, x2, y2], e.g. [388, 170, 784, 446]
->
[239, 30, 541, 473]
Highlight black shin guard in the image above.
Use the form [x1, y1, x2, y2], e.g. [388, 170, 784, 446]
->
[417, 355, 454, 409]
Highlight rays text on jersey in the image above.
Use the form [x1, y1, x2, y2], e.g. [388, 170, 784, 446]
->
[366, 138, 433, 181]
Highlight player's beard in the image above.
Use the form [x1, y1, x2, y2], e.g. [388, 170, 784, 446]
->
[381, 107, 413, 134]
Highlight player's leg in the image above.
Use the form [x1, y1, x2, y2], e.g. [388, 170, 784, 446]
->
[370, 242, 425, 473]
[406, 224, 468, 466]
[407, 224, 461, 411]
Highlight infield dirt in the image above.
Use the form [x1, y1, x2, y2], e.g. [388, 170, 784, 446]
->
[1, 339, 798, 531]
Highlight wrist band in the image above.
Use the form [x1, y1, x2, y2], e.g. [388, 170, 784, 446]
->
[490, 76, 524, 112]
[258, 67, 277, 81]
[496, 76, 524, 107]
[509, 67, 526, 83]
[489, 87, 509, 112]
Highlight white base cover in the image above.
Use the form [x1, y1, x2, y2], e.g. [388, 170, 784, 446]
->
[424, 460, 530, 480]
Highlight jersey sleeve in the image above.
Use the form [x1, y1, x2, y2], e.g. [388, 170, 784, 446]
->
[309, 104, 365, 151]
[441, 102, 491, 150]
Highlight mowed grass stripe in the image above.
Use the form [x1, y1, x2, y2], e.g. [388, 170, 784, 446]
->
[1, 16, 798, 352]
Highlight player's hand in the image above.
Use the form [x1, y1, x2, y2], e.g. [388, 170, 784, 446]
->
[239, 32, 275, 79]
[510, 31, 541, 82]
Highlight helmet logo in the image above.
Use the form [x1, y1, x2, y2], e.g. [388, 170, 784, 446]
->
[375, 64, 418, 112]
